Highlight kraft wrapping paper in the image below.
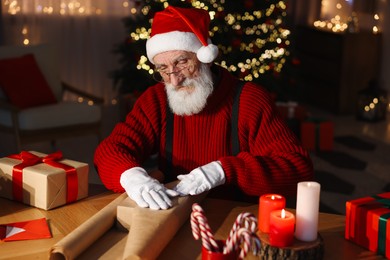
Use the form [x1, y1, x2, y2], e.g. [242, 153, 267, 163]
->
[49, 182, 206, 260]
[121, 192, 206, 260]
[49, 193, 128, 260]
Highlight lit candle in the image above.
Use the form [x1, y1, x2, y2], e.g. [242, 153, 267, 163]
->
[269, 209, 295, 247]
[258, 194, 286, 233]
[295, 181, 321, 242]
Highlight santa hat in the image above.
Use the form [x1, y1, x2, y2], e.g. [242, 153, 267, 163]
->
[146, 6, 218, 64]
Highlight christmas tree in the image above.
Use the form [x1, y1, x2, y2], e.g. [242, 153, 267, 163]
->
[110, 0, 299, 101]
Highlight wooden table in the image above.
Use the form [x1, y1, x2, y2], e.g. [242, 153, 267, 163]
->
[161, 199, 386, 260]
[0, 184, 386, 259]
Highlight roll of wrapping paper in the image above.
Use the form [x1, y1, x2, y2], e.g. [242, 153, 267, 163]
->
[49, 193, 128, 260]
[122, 192, 207, 260]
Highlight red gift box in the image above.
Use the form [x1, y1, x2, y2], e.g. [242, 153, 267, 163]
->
[300, 119, 334, 151]
[345, 192, 390, 259]
[276, 101, 307, 121]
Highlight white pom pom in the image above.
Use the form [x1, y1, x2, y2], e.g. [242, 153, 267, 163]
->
[197, 44, 218, 63]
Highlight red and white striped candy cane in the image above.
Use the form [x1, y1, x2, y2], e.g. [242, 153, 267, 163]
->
[190, 212, 200, 239]
[240, 213, 257, 232]
[223, 212, 257, 254]
[237, 228, 261, 259]
[190, 203, 219, 252]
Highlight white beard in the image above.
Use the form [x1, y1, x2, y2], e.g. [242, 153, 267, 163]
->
[165, 63, 214, 116]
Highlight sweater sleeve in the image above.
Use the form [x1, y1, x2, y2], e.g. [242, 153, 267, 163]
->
[94, 86, 164, 192]
[219, 83, 314, 197]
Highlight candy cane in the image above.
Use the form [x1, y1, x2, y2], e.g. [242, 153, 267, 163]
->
[190, 203, 219, 252]
[241, 213, 257, 232]
[190, 212, 200, 239]
[224, 212, 257, 254]
[237, 228, 261, 259]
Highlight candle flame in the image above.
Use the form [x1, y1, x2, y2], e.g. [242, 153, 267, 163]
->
[269, 194, 281, 200]
[281, 209, 286, 218]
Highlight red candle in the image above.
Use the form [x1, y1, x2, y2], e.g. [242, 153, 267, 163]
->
[269, 209, 295, 247]
[258, 194, 286, 233]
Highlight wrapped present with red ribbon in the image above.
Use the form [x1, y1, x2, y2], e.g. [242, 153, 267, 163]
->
[0, 151, 88, 210]
[345, 192, 390, 259]
[300, 118, 334, 151]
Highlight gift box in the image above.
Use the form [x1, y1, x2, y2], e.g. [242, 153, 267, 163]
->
[0, 151, 88, 210]
[276, 102, 308, 138]
[345, 192, 390, 259]
[300, 119, 334, 151]
[276, 101, 307, 121]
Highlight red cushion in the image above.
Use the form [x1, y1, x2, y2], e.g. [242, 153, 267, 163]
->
[0, 54, 57, 109]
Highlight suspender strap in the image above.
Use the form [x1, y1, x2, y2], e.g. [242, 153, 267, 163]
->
[231, 81, 245, 156]
[165, 104, 174, 181]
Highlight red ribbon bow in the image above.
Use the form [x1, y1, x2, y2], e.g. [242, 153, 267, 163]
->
[7, 151, 78, 204]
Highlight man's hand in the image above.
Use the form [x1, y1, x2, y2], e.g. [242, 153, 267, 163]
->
[120, 167, 179, 210]
[174, 161, 225, 196]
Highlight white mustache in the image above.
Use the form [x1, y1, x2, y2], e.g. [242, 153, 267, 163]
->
[166, 64, 214, 116]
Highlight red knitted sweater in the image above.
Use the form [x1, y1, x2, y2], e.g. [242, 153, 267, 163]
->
[94, 66, 313, 198]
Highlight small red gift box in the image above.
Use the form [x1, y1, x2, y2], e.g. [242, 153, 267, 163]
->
[345, 192, 390, 258]
[300, 119, 334, 151]
[276, 101, 307, 121]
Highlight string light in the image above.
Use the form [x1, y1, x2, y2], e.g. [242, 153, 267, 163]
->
[314, 2, 381, 34]
[313, 15, 349, 33]
[373, 13, 380, 34]
[217, 3, 289, 79]
[3, 0, 137, 48]
[3, 0, 133, 16]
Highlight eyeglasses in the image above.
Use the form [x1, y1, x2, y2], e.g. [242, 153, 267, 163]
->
[153, 57, 194, 82]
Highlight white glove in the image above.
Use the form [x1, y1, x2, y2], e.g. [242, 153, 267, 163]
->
[174, 161, 225, 196]
[120, 167, 179, 210]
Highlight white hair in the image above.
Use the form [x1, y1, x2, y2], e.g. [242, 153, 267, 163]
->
[165, 63, 214, 116]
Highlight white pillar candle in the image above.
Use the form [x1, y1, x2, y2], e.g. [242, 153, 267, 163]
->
[295, 181, 321, 242]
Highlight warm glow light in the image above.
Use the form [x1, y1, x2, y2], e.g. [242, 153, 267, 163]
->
[3, 0, 138, 16]
[314, 17, 348, 33]
[281, 209, 286, 218]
